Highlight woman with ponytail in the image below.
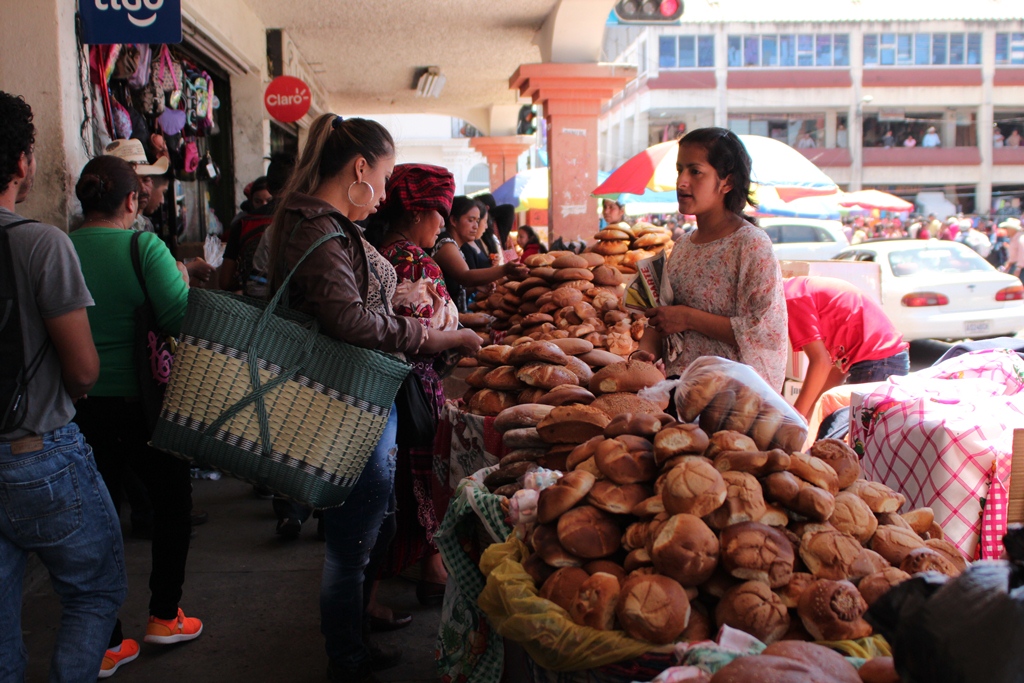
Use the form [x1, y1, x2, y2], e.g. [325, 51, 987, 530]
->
[265, 114, 482, 683]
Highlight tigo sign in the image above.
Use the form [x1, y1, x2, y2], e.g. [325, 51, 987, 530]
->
[79, 0, 182, 45]
[264, 76, 312, 124]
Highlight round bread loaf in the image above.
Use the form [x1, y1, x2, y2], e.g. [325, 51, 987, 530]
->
[502, 427, 546, 450]
[537, 470, 597, 524]
[901, 507, 935, 535]
[828, 492, 878, 543]
[653, 424, 710, 464]
[595, 227, 632, 240]
[616, 574, 691, 644]
[539, 567, 589, 612]
[749, 403, 786, 451]
[845, 479, 906, 513]
[870, 525, 925, 565]
[582, 560, 627, 583]
[709, 654, 827, 683]
[592, 265, 624, 286]
[720, 521, 795, 588]
[761, 641, 861, 683]
[651, 513, 720, 585]
[586, 481, 651, 515]
[508, 340, 571, 366]
[516, 363, 579, 390]
[465, 366, 490, 390]
[594, 239, 630, 256]
[715, 581, 790, 644]
[787, 452, 840, 495]
[549, 337, 594, 356]
[578, 349, 626, 368]
[809, 438, 862, 490]
[468, 389, 517, 416]
[494, 404, 555, 433]
[799, 529, 863, 580]
[705, 471, 768, 530]
[589, 359, 664, 395]
[594, 438, 657, 485]
[484, 365, 527, 392]
[566, 436, 604, 471]
[923, 538, 967, 573]
[900, 546, 961, 577]
[797, 579, 872, 641]
[631, 495, 665, 518]
[591, 392, 662, 418]
[757, 502, 790, 527]
[522, 553, 557, 586]
[848, 548, 892, 580]
[699, 388, 737, 435]
[623, 548, 653, 572]
[537, 404, 611, 444]
[539, 385, 596, 406]
[477, 344, 513, 366]
[777, 572, 816, 609]
[713, 449, 791, 477]
[557, 505, 622, 559]
[552, 254, 589, 269]
[460, 312, 496, 329]
[604, 412, 663, 439]
[662, 458, 728, 517]
[704, 431, 757, 459]
[569, 572, 621, 630]
[552, 267, 594, 282]
[524, 253, 556, 267]
[579, 252, 605, 267]
[564, 356, 594, 385]
[857, 567, 911, 606]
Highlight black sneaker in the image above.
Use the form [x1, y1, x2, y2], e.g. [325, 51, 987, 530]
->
[276, 517, 301, 540]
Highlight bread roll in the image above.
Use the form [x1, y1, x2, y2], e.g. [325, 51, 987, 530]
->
[632, 495, 665, 518]
[763, 471, 836, 522]
[465, 366, 490, 389]
[534, 530, 584, 568]
[797, 579, 872, 641]
[502, 427, 546, 450]
[539, 566, 590, 613]
[551, 254, 589, 269]
[876, 512, 914, 531]
[569, 572, 620, 630]
[460, 312, 496, 328]
[493, 482, 523, 498]
[468, 389, 517, 416]
[589, 359, 665, 395]
[900, 546, 962, 577]
[494, 404, 555, 433]
[923, 538, 967, 573]
[787, 453, 840, 495]
[499, 449, 546, 468]
[594, 438, 657, 485]
[523, 553, 557, 587]
[709, 655, 826, 683]
[536, 405, 610, 444]
[524, 253, 556, 267]
[566, 436, 604, 471]
[508, 340, 571, 366]
[901, 507, 935, 535]
[857, 567, 911, 606]
[662, 459, 728, 517]
[704, 431, 758, 459]
[749, 403, 787, 451]
[622, 520, 655, 551]
[799, 529, 863, 580]
[758, 503, 791, 527]
[809, 439, 862, 490]
[594, 239, 630, 256]
[651, 513, 720, 585]
[761, 642, 861, 683]
[653, 424, 710, 464]
[582, 560, 627, 584]
[777, 571, 816, 609]
[586, 481, 651, 515]
[519, 388, 547, 404]
[721, 385, 762, 434]
[713, 449, 791, 477]
[578, 349, 625, 368]
[477, 344, 513, 366]
[538, 385, 595, 406]
[550, 287, 584, 308]
[623, 547, 653, 573]
[869, 525, 925, 565]
[720, 521, 795, 588]
[516, 362, 579, 390]
[705, 471, 768, 530]
[699, 388, 737, 435]
[563, 356, 594, 386]
[548, 337, 594, 356]
[557, 505, 622, 559]
[537, 471, 597, 524]
[715, 581, 790, 644]
[616, 574, 691, 644]
[828, 492, 879, 543]
[847, 548, 891, 581]
[770, 421, 809, 454]
[845, 480, 905, 513]
[604, 412, 663, 439]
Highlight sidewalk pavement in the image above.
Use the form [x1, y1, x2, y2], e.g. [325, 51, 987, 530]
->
[20, 477, 442, 683]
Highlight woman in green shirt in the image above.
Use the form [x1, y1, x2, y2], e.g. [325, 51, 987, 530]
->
[70, 155, 201, 676]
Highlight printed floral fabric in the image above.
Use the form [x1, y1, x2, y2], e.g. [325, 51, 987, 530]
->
[660, 224, 788, 391]
[381, 238, 459, 332]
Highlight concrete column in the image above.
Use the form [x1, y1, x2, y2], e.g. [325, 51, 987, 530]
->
[232, 72, 271, 193]
[942, 110, 957, 149]
[0, 0, 91, 229]
[976, 27, 997, 214]
[849, 25, 866, 191]
[714, 24, 729, 127]
[825, 110, 838, 148]
[469, 136, 535, 190]
[511, 63, 635, 242]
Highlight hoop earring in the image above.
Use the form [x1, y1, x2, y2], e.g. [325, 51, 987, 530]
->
[347, 180, 374, 207]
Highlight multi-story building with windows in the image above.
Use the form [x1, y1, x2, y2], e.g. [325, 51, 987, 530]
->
[599, 2, 1024, 215]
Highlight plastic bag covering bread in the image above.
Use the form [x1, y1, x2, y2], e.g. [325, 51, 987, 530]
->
[478, 535, 663, 671]
[671, 357, 808, 452]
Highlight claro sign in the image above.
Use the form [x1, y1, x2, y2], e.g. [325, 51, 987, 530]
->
[264, 76, 312, 124]
[78, 0, 182, 45]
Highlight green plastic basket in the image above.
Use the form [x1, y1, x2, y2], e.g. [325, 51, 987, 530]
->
[151, 231, 411, 508]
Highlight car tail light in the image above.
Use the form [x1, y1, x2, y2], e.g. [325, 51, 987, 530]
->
[996, 286, 1024, 302]
[901, 292, 949, 307]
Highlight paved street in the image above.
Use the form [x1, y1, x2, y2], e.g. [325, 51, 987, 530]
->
[20, 478, 441, 683]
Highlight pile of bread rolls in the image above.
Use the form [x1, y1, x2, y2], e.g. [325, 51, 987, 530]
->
[459, 251, 647, 358]
[477, 357, 669, 491]
[590, 221, 673, 275]
[515, 418, 967, 648]
[458, 312, 496, 346]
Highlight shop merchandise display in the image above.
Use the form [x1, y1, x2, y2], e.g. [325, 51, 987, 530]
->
[590, 221, 674, 275]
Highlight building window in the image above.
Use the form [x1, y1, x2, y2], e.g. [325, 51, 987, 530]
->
[995, 33, 1024, 65]
[728, 113, 826, 148]
[727, 33, 849, 68]
[865, 32, 983, 66]
[659, 35, 714, 69]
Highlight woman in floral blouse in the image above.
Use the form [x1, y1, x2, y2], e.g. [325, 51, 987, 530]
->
[641, 128, 788, 391]
[373, 164, 460, 610]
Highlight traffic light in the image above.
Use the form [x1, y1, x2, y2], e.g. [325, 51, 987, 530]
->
[614, 0, 684, 24]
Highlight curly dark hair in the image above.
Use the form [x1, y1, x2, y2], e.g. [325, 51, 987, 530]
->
[0, 92, 35, 195]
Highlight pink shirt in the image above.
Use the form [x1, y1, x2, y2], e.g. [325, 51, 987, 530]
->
[784, 276, 908, 372]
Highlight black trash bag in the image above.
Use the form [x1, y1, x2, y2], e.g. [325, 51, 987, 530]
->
[866, 526, 1024, 683]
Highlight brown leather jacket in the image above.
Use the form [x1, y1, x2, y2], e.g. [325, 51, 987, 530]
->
[270, 193, 425, 355]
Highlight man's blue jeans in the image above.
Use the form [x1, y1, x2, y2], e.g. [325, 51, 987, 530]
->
[0, 423, 126, 682]
[846, 349, 911, 384]
[320, 407, 398, 673]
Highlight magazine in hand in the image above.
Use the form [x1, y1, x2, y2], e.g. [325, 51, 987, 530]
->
[624, 250, 665, 311]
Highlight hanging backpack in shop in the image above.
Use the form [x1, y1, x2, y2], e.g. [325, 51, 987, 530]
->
[0, 220, 50, 433]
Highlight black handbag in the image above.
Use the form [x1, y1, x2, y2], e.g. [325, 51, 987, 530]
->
[130, 231, 175, 432]
[394, 371, 436, 449]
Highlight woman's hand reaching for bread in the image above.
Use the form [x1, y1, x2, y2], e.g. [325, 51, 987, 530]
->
[503, 261, 529, 279]
[645, 305, 691, 336]
[455, 328, 484, 356]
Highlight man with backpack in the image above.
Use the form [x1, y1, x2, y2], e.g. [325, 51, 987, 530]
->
[0, 91, 127, 681]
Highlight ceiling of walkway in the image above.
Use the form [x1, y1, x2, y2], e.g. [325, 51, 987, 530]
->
[246, 0, 565, 119]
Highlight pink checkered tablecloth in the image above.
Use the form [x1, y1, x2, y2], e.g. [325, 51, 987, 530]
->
[850, 349, 1024, 560]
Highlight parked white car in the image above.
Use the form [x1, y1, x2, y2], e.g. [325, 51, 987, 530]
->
[833, 239, 1024, 341]
[759, 218, 849, 261]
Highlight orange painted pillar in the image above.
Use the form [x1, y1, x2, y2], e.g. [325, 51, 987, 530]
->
[469, 135, 534, 191]
[510, 63, 635, 243]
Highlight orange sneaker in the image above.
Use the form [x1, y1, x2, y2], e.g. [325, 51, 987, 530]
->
[98, 638, 140, 678]
[143, 608, 203, 644]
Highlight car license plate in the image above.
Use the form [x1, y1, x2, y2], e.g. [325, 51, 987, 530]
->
[964, 320, 991, 336]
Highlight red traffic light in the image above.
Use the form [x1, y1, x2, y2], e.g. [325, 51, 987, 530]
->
[614, 0, 684, 23]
